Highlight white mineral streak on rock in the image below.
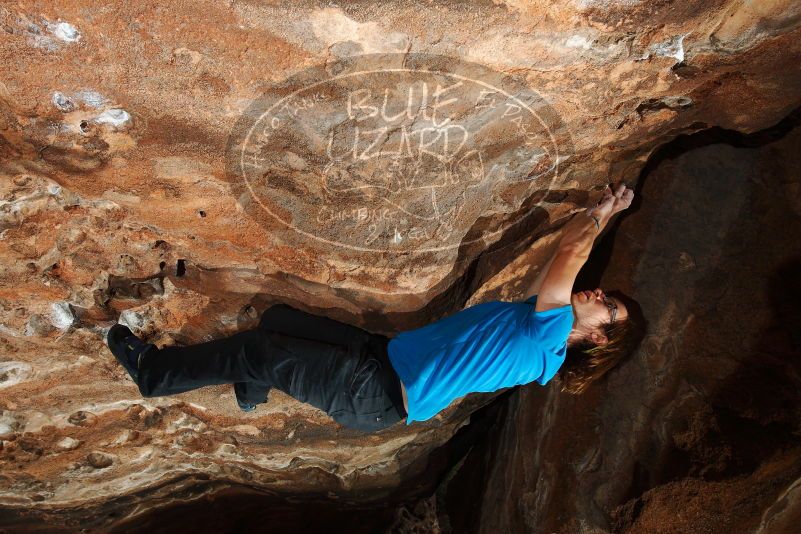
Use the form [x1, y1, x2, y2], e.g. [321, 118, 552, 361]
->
[239, 434, 420, 472]
[307, 7, 409, 54]
[50, 302, 76, 330]
[0, 324, 21, 337]
[94, 109, 131, 128]
[57, 437, 82, 450]
[757, 475, 801, 533]
[108, 430, 136, 445]
[118, 309, 145, 330]
[86, 198, 120, 210]
[19, 18, 80, 50]
[17, 400, 174, 434]
[51, 91, 75, 111]
[0, 412, 19, 435]
[0, 361, 32, 388]
[649, 34, 688, 63]
[74, 90, 107, 108]
[49, 21, 81, 42]
[132, 447, 156, 463]
[44, 355, 96, 375]
[102, 190, 141, 205]
[565, 34, 593, 50]
[21, 22, 58, 52]
[0, 191, 44, 212]
[223, 424, 262, 436]
[165, 413, 207, 434]
[216, 443, 239, 455]
[20, 410, 63, 434]
[52, 90, 107, 111]
[17, 429, 420, 505]
[0, 180, 82, 228]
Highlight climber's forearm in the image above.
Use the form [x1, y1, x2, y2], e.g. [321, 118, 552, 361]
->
[533, 217, 600, 311]
[524, 183, 634, 311]
[557, 209, 607, 257]
[522, 211, 602, 302]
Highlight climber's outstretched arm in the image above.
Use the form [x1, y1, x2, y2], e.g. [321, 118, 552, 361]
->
[531, 184, 634, 312]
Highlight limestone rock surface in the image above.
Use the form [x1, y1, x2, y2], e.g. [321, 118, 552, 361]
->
[1, 0, 801, 530]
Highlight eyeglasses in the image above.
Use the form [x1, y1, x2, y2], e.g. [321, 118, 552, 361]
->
[602, 294, 618, 323]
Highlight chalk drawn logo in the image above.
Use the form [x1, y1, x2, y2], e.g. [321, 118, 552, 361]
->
[226, 53, 570, 255]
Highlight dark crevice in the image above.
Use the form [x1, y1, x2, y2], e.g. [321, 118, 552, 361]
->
[576, 103, 801, 291]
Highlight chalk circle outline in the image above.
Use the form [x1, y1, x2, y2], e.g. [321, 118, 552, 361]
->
[226, 53, 571, 255]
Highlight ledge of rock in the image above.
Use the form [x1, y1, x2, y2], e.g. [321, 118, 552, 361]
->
[1, 1, 801, 531]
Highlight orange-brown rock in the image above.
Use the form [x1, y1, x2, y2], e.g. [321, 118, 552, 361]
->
[1, 0, 801, 530]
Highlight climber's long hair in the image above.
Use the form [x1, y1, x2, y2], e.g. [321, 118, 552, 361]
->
[557, 291, 646, 395]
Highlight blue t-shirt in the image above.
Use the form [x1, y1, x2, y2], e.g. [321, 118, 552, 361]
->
[387, 295, 574, 424]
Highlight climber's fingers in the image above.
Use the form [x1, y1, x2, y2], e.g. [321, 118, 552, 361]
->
[612, 184, 634, 213]
[620, 188, 634, 208]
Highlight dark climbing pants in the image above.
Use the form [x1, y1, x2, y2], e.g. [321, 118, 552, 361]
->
[135, 304, 407, 432]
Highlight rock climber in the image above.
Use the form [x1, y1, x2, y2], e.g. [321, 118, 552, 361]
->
[107, 183, 642, 432]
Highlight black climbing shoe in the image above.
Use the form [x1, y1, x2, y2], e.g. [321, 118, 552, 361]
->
[107, 324, 154, 383]
[234, 382, 257, 413]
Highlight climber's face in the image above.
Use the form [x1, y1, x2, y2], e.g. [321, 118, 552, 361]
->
[570, 288, 628, 345]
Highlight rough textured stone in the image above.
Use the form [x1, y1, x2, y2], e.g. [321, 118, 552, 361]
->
[1, 0, 801, 530]
[443, 111, 801, 533]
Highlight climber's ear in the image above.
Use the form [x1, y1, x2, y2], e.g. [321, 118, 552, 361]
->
[589, 330, 608, 347]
